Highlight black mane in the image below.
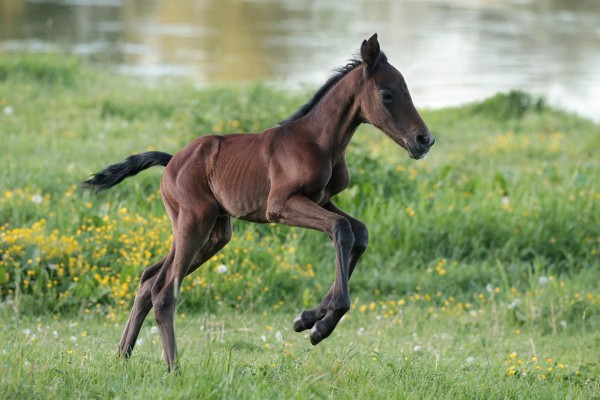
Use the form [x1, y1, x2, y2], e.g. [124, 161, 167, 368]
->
[279, 57, 364, 126]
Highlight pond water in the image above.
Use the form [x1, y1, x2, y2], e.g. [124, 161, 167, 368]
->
[1, 0, 599, 120]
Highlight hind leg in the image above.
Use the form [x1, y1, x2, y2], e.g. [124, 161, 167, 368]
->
[151, 204, 226, 370]
[118, 216, 231, 361]
[119, 255, 169, 358]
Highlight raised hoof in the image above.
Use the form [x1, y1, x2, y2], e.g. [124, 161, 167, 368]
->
[293, 313, 308, 332]
[294, 314, 304, 332]
[309, 325, 326, 345]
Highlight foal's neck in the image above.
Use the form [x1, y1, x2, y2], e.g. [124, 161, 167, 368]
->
[304, 69, 364, 161]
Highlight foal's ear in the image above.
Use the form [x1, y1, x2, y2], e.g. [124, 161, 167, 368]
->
[361, 33, 381, 70]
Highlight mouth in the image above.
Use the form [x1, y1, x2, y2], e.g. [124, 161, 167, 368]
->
[406, 143, 430, 160]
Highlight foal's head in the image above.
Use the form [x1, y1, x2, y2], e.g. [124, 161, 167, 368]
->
[357, 34, 435, 159]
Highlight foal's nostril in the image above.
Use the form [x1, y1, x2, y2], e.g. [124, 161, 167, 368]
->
[416, 134, 431, 147]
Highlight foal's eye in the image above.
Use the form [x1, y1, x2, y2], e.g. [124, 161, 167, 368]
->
[379, 89, 393, 103]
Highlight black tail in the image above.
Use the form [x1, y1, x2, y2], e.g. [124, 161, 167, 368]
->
[82, 151, 173, 193]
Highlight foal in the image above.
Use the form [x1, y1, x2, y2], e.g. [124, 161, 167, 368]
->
[84, 34, 434, 370]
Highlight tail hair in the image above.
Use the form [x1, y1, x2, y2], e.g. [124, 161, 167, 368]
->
[82, 151, 173, 193]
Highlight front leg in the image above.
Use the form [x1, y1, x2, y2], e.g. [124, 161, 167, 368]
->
[267, 195, 354, 344]
[293, 200, 368, 334]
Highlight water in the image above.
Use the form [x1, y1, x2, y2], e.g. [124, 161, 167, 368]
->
[2, 0, 599, 120]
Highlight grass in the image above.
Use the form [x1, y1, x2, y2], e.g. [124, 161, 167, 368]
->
[1, 307, 598, 399]
[0, 55, 599, 398]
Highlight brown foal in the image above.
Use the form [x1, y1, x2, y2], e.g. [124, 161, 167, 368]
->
[84, 34, 434, 370]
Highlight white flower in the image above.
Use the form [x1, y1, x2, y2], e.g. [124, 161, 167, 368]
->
[466, 356, 474, 364]
[136, 338, 144, 346]
[538, 276, 549, 286]
[275, 331, 283, 342]
[69, 336, 77, 342]
[413, 345, 422, 352]
[559, 320, 568, 329]
[22, 328, 31, 335]
[485, 284, 494, 293]
[260, 335, 267, 343]
[356, 327, 365, 336]
[31, 194, 43, 204]
[4, 106, 14, 115]
[216, 264, 228, 274]
[507, 299, 522, 309]
[150, 326, 159, 334]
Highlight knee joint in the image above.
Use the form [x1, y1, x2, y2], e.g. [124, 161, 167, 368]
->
[333, 218, 354, 248]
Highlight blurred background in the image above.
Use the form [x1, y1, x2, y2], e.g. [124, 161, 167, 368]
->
[1, 0, 599, 120]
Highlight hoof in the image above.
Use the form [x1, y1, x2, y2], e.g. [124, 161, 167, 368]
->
[309, 325, 325, 345]
[293, 314, 306, 332]
[118, 345, 132, 360]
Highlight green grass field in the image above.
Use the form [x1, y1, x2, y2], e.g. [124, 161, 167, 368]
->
[1, 55, 599, 399]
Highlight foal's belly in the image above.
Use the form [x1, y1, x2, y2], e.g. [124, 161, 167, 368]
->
[217, 181, 271, 223]
[209, 134, 271, 222]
